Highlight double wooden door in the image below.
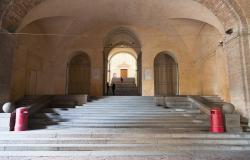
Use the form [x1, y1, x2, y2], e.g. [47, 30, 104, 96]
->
[68, 54, 90, 95]
[154, 54, 178, 96]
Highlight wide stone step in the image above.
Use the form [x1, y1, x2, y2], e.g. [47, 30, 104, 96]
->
[29, 123, 210, 128]
[40, 108, 202, 112]
[33, 113, 206, 119]
[84, 103, 156, 105]
[29, 120, 209, 125]
[29, 116, 208, 122]
[78, 107, 195, 109]
[41, 109, 200, 114]
[62, 107, 190, 110]
[43, 107, 194, 111]
[37, 112, 202, 116]
[0, 150, 249, 160]
[73, 108, 196, 111]
[91, 97, 152, 98]
[1, 137, 249, 145]
[1, 143, 250, 151]
[30, 126, 210, 132]
[90, 99, 153, 101]
[90, 100, 153, 102]
[0, 151, 249, 160]
[34, 114, 203, 118]
[80, 106, 162, 108]
[32, 114, 208, 119]
[81, 103, 155, 105]
[1, 131, 250, 138]
[0, 151, 249, 159]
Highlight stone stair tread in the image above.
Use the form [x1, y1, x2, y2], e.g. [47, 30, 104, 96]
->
[1, 144, 250, 152]
[2, 131, 250, 138]
[1, 139, 250, 146]
[0, 151, 249, 158]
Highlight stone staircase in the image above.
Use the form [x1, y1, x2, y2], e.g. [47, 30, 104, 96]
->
[111, 78, 139, 96]
[0, 96, 250, 159]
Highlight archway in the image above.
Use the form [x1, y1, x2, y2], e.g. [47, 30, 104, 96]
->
[103, 27, 142, 96]
[67, 53, 91, 95]
[154, 53, 178, 96]
[107, 52, 137, 84]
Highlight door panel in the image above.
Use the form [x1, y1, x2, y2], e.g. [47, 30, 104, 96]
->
[68, 54, 90, 95]
[154, 54, 178, 96]
[120, 69, 128, 78]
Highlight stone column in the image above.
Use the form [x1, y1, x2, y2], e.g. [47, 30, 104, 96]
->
[0, 29, 16, 109]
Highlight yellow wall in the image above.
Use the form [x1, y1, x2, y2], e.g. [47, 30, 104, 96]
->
[11, 20, 230, 102]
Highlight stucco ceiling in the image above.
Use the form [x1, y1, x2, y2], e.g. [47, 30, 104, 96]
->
[16, 0, 224, 33]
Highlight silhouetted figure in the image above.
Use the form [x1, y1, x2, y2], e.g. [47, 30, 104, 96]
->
[106, 82, 110, 95]
[112, 83, 116, 95]
[120, 77, 123, 83]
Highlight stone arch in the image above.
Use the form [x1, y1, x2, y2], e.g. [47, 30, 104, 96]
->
[154, 52, 178, 96]
[103, 27, 142, 95]
[67, 51, 91, 95]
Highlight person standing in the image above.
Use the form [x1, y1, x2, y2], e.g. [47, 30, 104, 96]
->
[106, 82, 110, 95]
[112, 83, 116, 95]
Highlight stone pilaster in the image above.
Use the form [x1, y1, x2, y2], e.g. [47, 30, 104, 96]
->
[0, 28, 16, 109]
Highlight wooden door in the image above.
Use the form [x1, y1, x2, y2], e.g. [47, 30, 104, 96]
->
[27, 70, 37, 95]
[154, 54, 178, 96]
[68, 54, 90, 95]
[120, 69, 128, 78]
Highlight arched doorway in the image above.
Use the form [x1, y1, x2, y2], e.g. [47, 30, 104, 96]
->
[67, 53, 91, 95]
[107, 52, 137, 84]
[154, 53, 178, 96]
[103, 27, 142, 96]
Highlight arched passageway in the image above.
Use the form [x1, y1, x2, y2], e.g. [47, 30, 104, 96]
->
[107, 52, 137, 83]
[67, 53, 91, 95]
[154, 53, 178, 96]
[103, 27, 142, 96]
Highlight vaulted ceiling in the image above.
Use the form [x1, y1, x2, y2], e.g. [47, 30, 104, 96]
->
[0, 0, 248, 33]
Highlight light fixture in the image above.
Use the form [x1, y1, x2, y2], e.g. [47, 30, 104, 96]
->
[219, 41, 224, 47]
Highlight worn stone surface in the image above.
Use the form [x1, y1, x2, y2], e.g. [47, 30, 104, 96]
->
[0, 113, 11, 131]
[224, 113, 242, 132]
[1, 151, 250, 160]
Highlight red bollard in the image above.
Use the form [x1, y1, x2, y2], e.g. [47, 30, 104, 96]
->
[210, 107, 224, 133]
[14, 107, 29, 131]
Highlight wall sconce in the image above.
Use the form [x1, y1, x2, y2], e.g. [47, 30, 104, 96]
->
[219, 41, 224, 47]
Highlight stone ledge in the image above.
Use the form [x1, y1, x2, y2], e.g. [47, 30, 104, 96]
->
[188, 96, 211, 116]
[0, 113, 11, 131]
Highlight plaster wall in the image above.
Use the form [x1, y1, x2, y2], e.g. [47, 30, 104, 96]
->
[10, 20, 230, 102]
[194, 25, 230, 101]
[11, 23, 56, 100]
[0, 29, 16, 106]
